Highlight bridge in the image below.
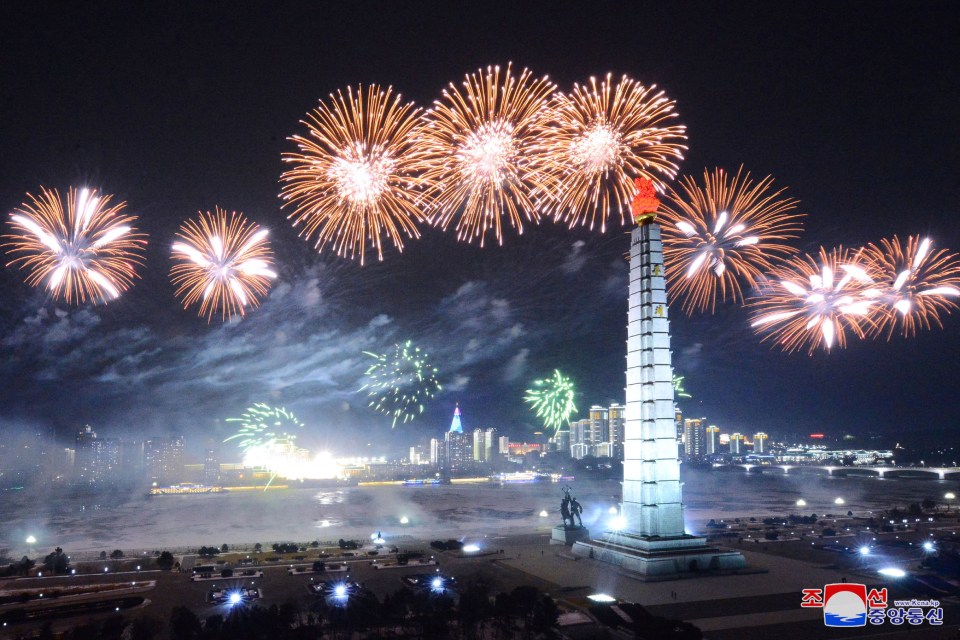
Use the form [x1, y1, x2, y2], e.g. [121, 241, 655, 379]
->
[718, 463, 960, 481]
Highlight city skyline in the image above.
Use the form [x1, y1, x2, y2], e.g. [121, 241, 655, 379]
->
[1, 4, 959, 457]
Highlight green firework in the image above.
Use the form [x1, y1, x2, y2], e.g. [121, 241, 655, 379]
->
[672, 374, 692, 399]
[524, 370, 577, 433]
[224, 403, 303, 451]
[360, 340, 441, 428]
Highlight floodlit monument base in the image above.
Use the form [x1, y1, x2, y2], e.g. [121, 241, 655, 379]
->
[550, 525, 591, 546]
[571, 532, 746, 578]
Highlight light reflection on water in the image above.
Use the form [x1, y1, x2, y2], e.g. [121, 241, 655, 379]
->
[2, 469, 955, 552]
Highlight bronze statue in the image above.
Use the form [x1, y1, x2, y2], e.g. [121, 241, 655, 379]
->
[560, 486, 579, 528]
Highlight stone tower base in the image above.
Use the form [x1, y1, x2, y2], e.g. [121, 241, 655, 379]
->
[572, 531, 745, 579]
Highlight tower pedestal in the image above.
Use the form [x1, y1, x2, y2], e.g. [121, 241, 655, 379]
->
[577, 221, 743, 578]
[572, 532, 745, 578]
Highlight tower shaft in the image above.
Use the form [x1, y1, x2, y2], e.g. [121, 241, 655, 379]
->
[623, 222, 685, 537]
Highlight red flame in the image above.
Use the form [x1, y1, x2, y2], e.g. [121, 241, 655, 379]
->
[631, 177, 660, 224]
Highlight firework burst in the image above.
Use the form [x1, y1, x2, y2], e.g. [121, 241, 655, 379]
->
[3, 186, 146, 304]
[225, 403, 304, 451]
[281, 85, 432, 265]
[418, 64, 558, 245]
[360, 340, 441, 428]
[524, 370, 577, 434]
[659, 168, 803, 314]
[170, 207, 276, 322]
[750, 247, 878, 353]
[861, 235, 960, 338]
[546, 73, 687, 231]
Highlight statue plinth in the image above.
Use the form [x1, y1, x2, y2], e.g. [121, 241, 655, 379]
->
[551, 525, 591, 546]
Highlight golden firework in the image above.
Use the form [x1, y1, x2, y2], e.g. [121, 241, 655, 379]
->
[170, 207, 276, 322]
[546, 73, 687, 231]
[418, 64, 558, 246]
[861, 235, 960, 338]
[750, 246, 878, 354]
[659, 167, 803, 314]
[3, 186, 146, 304]
[281, 85, 431, 265]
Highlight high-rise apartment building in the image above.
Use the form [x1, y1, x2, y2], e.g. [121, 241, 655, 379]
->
[754, 432, 768, 453]
[609, 403, 625, 460]
[588, 405, 609, 446]
[497, 436, 510, 457]
[74, 425, 120, 485]
[683, 418, 706, 458]
[730, 433, 745, 455]
[203, 449, 220, 484]
[706, 425, 720, 455]
[144, 436, 185, 485]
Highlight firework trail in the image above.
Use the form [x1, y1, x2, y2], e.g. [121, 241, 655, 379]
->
[861, 235, 960, 338]
[546, 73, 687, 232]
[281, 85, 433, 265]
[418, 63, 558, 246]
[524, 370, 577, 434]
[659, 167, 803, 314]
[170, 207, 276, 322]
[750, 246, 878, 353]
[360, 340, 441, 428]
[672, 374, 692, 399]
[3, 186, 146, 304]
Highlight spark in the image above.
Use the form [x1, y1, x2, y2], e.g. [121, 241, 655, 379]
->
[659, 168, 803, 314]
[546, 73, 687, 231]
[3, 186, 146, 304]
[170, 207, 276, 322]
[861, 235, 960, 338]
[524, 370, 577, 434]
[281, 85, 432, 264]
[749, 246, 878, 353]
[418, 63, 558, 245]
[360, 340, 441, 428]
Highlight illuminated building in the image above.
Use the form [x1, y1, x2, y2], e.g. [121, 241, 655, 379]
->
[753, 432, 768, 454]
[429, 438, 441, 466]
[706, 426, 720, 455]
[730, 433, 745, 455]
[74, 425, 120, 485]
[203, 449, 220, 484]
[551, 428, 571, 456]
[498, 436, 510, 457]
[589, 405, 610, 446]
[471, 427, 499, 462]
[609, 403, 625, 460]
[144, 436, 185, 485]
[683, 418, 706, 458]
[443, 405, 471, 474]
[449, 403, 463, 433]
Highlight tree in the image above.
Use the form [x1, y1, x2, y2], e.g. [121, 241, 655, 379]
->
[110, 549, 124, 559]
[312, 560, 326, 572]
[156, 551, 175, 570]
[99, 551, 107, 559]
[254, 542, 262, 552]
[221, 543, 229, 553]
[169, 606, 201, 640]
[530, 594, 559, 635]
[15, 556, 35, 576]
[43, 547, 70, 574]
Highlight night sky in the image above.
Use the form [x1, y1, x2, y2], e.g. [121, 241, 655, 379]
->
[1, 3, 958, 458]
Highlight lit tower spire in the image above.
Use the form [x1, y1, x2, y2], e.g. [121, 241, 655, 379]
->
[449, 403, 463, 433]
